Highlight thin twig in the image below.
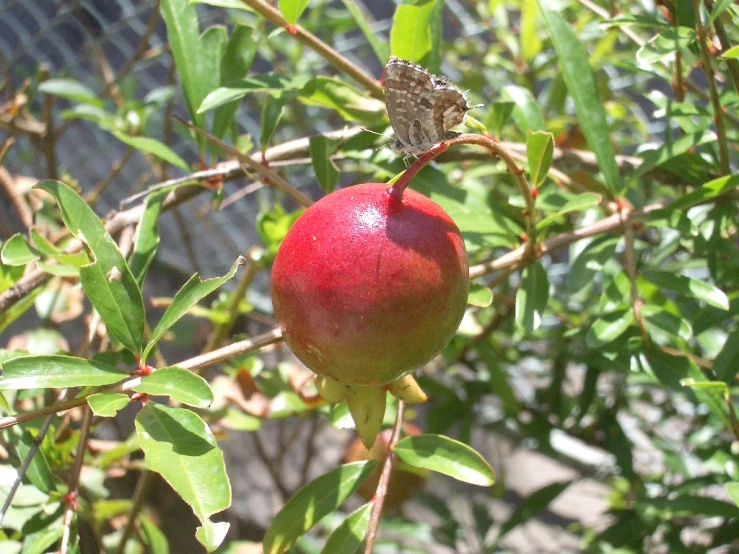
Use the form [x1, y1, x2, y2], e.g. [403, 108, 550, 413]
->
[694, 0, 730, 175]
[251, 430, 290, 501]
[113, 470, 154, 554]
[0, 166, 33, 230]
[59, 405, 93, 554]
[363, 401, 405, 554]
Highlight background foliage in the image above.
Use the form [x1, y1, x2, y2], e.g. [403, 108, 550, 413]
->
[0, 0, 738, 552]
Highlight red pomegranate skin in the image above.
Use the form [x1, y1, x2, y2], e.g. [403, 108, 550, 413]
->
[270, 183, 469, 386]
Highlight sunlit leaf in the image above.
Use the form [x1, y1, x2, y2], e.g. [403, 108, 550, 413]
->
[133, 366, 214, 408]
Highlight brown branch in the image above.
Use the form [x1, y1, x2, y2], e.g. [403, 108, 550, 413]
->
[694, 0, 730, 175]
[363, 401, 405, 554]
[0, 166, 33, 230]
[239, 0, 384, 100]
[59, 405, 92, 554]
[706, 0, 739, 94]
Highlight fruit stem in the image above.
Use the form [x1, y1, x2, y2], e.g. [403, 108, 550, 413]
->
[388, 133, 538, 259]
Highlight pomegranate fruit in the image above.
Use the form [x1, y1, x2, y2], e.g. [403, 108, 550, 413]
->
[271, 182, 469, 386]
[270, 182, 468, 447]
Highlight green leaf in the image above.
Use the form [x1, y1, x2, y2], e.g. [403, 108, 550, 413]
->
[567, 236, 619, 295]
[641, 304, 693, 343]
[538, 3, 621, 195]
[135, 403, 231, 551]
[393, 434, 495, 486]
[279, 0, 310, 25]
[727, 483, 739, 507]
[160, 0, 208, 131]
[714, 328, 739, 383]
[389, 2, 435, 63]
[586, 309, 635, 347]
[495, 482, 570, 543]
[0, 355, 127, 390]
[536, 192, 601, 231]
[142, 257, 244, 362]
[213, 24, 259, 139]
[321, 503, 373, 554]
[636, 27, 696, 65]
[526, 131, 554, 188]
[299, 78, 385, 123]
[189, 0, 253, 9]
[133, 366, 214, 408]
[198, 74, 311, 113]
[648, 496, 739, 519]
[196, 520, 230, 552]
[140, 515, 171, 554]
[0, 234, 40, 266]
[261, 93, 288, 152]
[599, 270, 631, 312]
[723, 45, 739, 59]
[309, 135, 341, 193]
[29, 229, 88, 267]
[13, 430, 56, 494]
[37, 180, 145, 355]
[501, 85, 545, 134]
[668, 174, 739, 211]
[262, 461, 377, 554]
[631, 131, 716, 181]
[643, 272, 729, 310]
[37, 78, 103, 107]
[521, 0, 542, 63]
[112, 132, 189, 172]
[340, 0, 389, 64]
[515, 262, 549, 334]
[130, 186, 174, 288]
[87, 393, 131, 417]
[468, 283, 493, 308]
[486, 101, 515, 135]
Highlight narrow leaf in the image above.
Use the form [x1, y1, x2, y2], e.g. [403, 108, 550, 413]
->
[321, 503, 373, 554]
[515, 262, 549, 334]
[643, 272, 729, 310]
[636, 27, 696, 66]
[0, 234, 40, 266]
[160, 0, 208, 129]
[37, 180, 145, 355]
[641, 304, 693, 343]
[585, 309, 635, 348]
[279, 0, 310, 25]
[198, 74, 312, 113]
[496, 482, 570, 542]
[390, 2, 435, 62]
[0, 355, 127, 390]
[143, 257, 244, 362]
[262, 461, 377, 554]
[299, 77, 385, 123]
[309, 135, 341, 193]
[526, 131, 554, 187]
[668, 174, 739, 211]
[130, 186, 174, 288]
[87, 393, 131, 417]
[502, 85, 545, 134]
[113, 132, 190, 172]
[727, 483, 739, 507]
[133, 366, 214, 408]
[468, 283, 493, 308]
[38, 79, 103, 107]
[135, 403, 231, 548]
[538, 3, 621, 195]
[536, 192, 601, 231]
[714, 328, 739, 383]
[261, 93, 288, 152]
[393, 434, 495, 486]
